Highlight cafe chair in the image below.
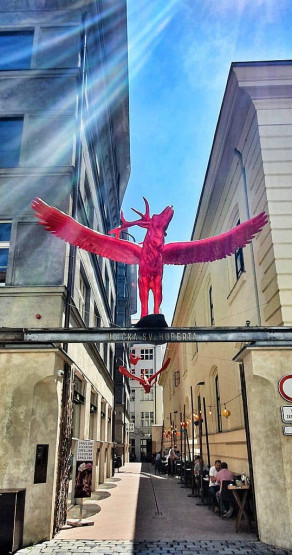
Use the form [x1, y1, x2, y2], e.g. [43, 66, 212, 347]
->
[219, 480, 235, 516]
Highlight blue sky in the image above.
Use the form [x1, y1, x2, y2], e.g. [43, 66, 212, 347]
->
[123, 0, 292, 324]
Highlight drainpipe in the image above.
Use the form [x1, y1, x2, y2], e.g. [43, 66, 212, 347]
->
[234, 148, 261, 325]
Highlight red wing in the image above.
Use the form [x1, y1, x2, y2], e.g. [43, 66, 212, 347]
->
[149, 358, 171, 384]
[32, 198, 142, 265]
[118, 366, 144, 384]
[130, 354, 141, 366]
[162, 212, 268, 265]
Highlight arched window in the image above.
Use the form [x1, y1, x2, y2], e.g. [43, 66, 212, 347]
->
[215, 374, 222, 433]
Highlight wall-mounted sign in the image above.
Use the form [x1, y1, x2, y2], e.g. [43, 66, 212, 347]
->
[76, 440, 94, 461]
[281, 406, 292, 423]
[278, 375, 292, 403]
[283, 427, 292, 436]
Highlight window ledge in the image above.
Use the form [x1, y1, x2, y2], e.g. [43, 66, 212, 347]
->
[227, 273, 247, 305]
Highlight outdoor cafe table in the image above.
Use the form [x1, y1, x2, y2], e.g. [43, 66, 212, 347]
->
[227, 485, 252, 532]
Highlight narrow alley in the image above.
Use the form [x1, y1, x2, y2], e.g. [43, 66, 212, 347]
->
[16, 463, 289, 554]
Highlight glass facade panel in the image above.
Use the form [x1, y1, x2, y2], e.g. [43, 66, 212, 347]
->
[0, 31, 34, 69]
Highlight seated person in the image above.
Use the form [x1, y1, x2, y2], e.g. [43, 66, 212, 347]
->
[209, 459, 221, 510]
[194, 457, 209, 492]
[215, 462, 235, 517]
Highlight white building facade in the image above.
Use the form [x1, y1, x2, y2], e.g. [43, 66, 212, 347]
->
[129, 344, 164, 461]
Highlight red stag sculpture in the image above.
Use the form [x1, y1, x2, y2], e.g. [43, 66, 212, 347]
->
[31, 197, 268, 318]
[118, 358, 171, 393]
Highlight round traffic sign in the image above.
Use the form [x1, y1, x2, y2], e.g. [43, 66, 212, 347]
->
[278, 375, 292, 403]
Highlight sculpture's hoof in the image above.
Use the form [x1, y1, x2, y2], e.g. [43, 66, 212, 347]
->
[133, 314, 168, 328]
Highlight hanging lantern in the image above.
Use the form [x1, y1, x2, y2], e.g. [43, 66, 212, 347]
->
[209, 407, 212, 415]
[222, 406, 231, 418]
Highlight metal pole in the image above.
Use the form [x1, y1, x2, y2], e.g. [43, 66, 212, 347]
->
[190, 386, 195, 495]
[203, 397, 210, 468]
[180, 412, 183, 482]
[183, 405, 187, 485]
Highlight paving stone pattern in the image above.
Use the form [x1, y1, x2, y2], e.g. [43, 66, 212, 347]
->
[17, 539, 291, 554]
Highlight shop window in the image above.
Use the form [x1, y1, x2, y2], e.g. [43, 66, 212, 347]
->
[0, 118, 23, 167]
[0, 222, 11, 285]
[0, 30, 34, 69]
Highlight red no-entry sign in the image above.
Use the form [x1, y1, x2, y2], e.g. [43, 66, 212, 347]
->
[278, 375, 292, 403]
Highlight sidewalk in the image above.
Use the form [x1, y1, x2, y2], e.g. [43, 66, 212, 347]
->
[17, 463, 289, 553]
[57, 461, 255, 542]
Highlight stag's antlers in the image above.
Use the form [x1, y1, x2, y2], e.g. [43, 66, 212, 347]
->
[109, 197, 151, 238]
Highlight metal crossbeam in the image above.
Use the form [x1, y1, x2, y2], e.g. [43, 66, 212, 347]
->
[1, 326, 292, 344]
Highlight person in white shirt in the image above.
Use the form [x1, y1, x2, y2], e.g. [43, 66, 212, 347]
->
[209, 459, 221, 510]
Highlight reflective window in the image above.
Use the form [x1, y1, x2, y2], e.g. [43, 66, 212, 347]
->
[0, 31, 34, 69]
[0, 222, 11, 285]
[0, 118, 23, 167]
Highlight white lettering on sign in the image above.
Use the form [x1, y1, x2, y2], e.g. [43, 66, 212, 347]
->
[281, 406, 292, 423]
[283, 426, 292, 436]
[76, 440, 94, 461]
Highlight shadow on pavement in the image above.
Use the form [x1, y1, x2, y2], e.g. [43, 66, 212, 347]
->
[133, 462, 257, 542]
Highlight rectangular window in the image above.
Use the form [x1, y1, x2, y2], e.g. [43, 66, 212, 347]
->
[130, 412, 135, 424]
[141, 411, 154, 427]
[142, 368, 153, 378]
[89, 391, 97, 440]
[105, 268, 110, 298]
[0, 31, 34, 69]
[209, 285, 214, 325]
[103, 343, 108, 367]
[141, 348, 153, 360]
[83, 175, 94, 227]
[93, 304, 101, 351]
[109, 349, 113, 377]
[78, 270, 89, 325]
[0, 222, 11, 285]
[72, 376, 85, 439]
[235, 220, 245, 279]
[0, 118, 23, 167]
[130, 389, 135, 402]
[141, 390, 153, 401]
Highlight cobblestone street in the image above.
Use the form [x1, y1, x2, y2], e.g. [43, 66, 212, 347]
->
[17, 463, 291, 554]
